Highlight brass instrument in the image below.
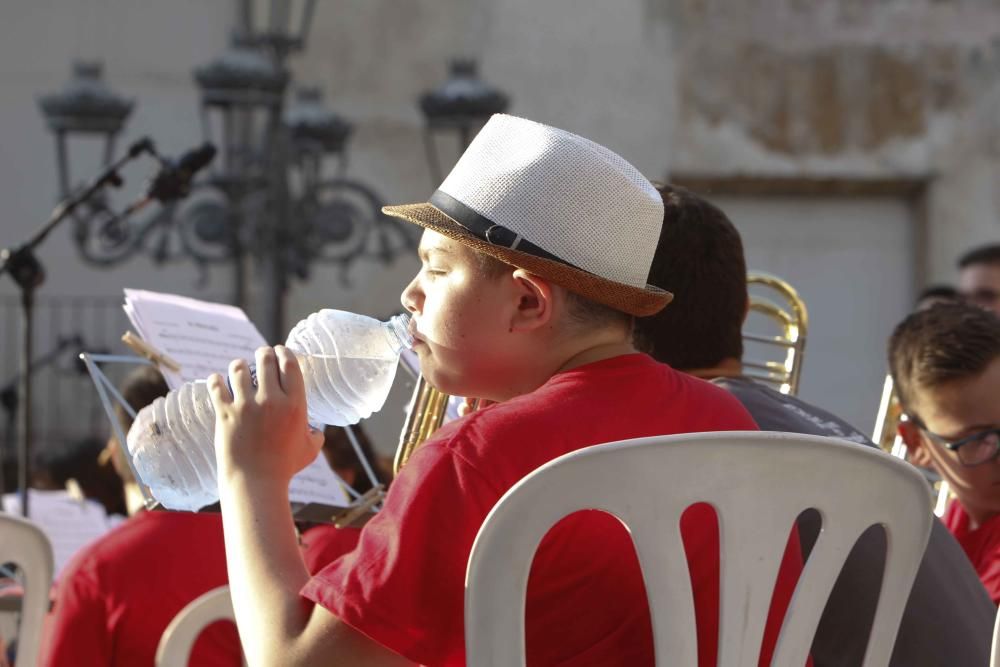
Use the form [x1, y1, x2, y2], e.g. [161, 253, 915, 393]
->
[873, 375, 907, 457]
[871, 374, 951, 516]
[742, 272, 809, 396]
[395, 375, 450, 474]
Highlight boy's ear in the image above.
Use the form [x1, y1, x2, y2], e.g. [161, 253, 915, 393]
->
[899, 420, 933, 468]
[509, 269, 554, 332]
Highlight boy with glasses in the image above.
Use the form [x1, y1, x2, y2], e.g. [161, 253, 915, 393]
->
[891, 301, 1000, 601]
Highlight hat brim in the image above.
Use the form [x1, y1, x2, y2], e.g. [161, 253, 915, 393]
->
[383, 202, 673, 317]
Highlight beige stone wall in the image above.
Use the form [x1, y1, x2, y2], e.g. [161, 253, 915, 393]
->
[662, 0, 1000, 280]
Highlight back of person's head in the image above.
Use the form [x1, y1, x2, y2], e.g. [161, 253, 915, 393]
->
[915, 284, 958, 311]
[109, 365, 169, 483]
[888, 302, 1000, 419]
[43, 437, 127, 516]
[957, 243, 1000, 270]
[635, 184, 747, 369]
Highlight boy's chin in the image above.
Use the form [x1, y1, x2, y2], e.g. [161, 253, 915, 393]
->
[421, 369, 478, 399]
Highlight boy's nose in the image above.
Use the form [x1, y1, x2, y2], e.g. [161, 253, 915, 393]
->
[400, 276, 421, 313]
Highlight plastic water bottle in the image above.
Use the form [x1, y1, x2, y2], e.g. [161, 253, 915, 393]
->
[126, 310, 412, 511]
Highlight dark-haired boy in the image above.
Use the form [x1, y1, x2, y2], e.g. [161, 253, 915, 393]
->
[206, 116, 803, 665]
[891, 302, 1000, 602]
[958, 243, 1000, 314]
[636, 183, 994, 666]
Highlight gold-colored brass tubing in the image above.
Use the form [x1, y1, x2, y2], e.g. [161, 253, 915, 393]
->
[744, 272, 809, 396]
[394, 375, 449, 475]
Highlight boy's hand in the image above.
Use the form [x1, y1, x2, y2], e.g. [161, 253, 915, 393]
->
[208, 345, 323, 485]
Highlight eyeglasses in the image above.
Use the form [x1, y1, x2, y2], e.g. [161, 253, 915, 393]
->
[913, 421, 1000, 467]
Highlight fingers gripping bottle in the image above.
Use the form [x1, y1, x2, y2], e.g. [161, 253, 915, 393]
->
[126, 310, 412, 511]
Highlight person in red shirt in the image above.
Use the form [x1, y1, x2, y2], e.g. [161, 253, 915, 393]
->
[43, 366, 241, 667]
[207, 114, 803, 665]
[891, 302, 1000, 602]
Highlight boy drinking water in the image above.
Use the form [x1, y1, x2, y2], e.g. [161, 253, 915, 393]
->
[207, 115, 800, 665]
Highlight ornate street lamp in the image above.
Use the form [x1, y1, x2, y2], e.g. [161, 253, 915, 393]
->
[418, 59, 510, 183]
[38, 61, 134, 198]
[192, 45, 290, 308]
[37, 5, 413, 343]
[283, 87, 413, 285]
[234, 0, 318, 57]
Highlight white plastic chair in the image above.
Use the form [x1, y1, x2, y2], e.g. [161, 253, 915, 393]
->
[465, 431, 934, 667]
[155, 585, 240, 667]
[991, 607, 1000, 667]
[0, 512, 54, 667]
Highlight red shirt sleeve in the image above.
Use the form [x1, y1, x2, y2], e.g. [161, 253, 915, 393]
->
[301, 439, 494, 666]
[301, 525, 363, 576]
[42, 564, 111, 667]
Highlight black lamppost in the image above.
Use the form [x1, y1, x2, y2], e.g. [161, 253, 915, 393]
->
[418, 59, 510, 184]
[38, 62, 134, 200]
[38, 1, 412, 344]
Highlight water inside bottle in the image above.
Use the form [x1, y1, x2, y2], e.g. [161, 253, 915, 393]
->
[299, 352, 400, 426]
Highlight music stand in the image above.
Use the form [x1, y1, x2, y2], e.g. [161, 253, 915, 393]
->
[78, 350, 383, 526]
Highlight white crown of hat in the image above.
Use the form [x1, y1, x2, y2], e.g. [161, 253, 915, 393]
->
[437, 114, 663, 288]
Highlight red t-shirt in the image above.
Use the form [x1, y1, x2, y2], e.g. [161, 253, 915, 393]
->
[943, 500, 1000, 602]
[302, 354, 803, 666]
[43, 510, 241, 667]
[301, 524, 362, 575]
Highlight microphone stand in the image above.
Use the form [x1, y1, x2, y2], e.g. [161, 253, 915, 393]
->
[0, 335, 84, 501]
[0, 138, 153, 517]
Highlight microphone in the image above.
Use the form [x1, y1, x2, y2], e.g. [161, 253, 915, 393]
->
[121, 142, 217, 217]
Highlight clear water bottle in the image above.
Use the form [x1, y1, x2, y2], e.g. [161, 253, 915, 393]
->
[126, 310, 412, 511]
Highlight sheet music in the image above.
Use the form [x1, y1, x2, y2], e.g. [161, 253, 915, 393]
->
[292, 454, 351, 507]
[124, 288, 267, 388]
[120, 289, 354, 509]
[2, 490, 116, 577]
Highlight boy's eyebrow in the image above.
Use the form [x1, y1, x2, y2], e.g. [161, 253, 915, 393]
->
[418, 245, 453, 261]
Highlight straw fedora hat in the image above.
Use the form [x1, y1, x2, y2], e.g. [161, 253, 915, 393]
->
[383, 114, 672, 316]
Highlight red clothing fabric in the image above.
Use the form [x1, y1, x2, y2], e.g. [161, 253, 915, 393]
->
[302, 354, 803, 666]
[943, 500, 1000, 602]
[43, 510, 241, 667]
[301, 524, 362, 575]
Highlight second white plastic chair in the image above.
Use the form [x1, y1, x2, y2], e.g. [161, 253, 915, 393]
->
[465, 431, 934, 667]
[155, 585, 240, 667]
[0, 512, 54, 667]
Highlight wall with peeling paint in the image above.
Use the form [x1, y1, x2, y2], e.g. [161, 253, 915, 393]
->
[661, 0, 1000, 280]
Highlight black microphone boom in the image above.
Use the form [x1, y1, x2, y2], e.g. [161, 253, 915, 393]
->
[121, 142, 217, 217]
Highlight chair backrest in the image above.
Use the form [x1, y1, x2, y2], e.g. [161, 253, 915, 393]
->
[991, 605, 1000, 667]
[155, 585, 238, 667]
[0, 512, 54, 667]
[465, 431, 934, 667]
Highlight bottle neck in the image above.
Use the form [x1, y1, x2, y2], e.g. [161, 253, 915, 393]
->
[384, 313, 413, 352]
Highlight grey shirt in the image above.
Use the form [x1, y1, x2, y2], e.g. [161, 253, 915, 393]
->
[715, 376, 995, 667]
